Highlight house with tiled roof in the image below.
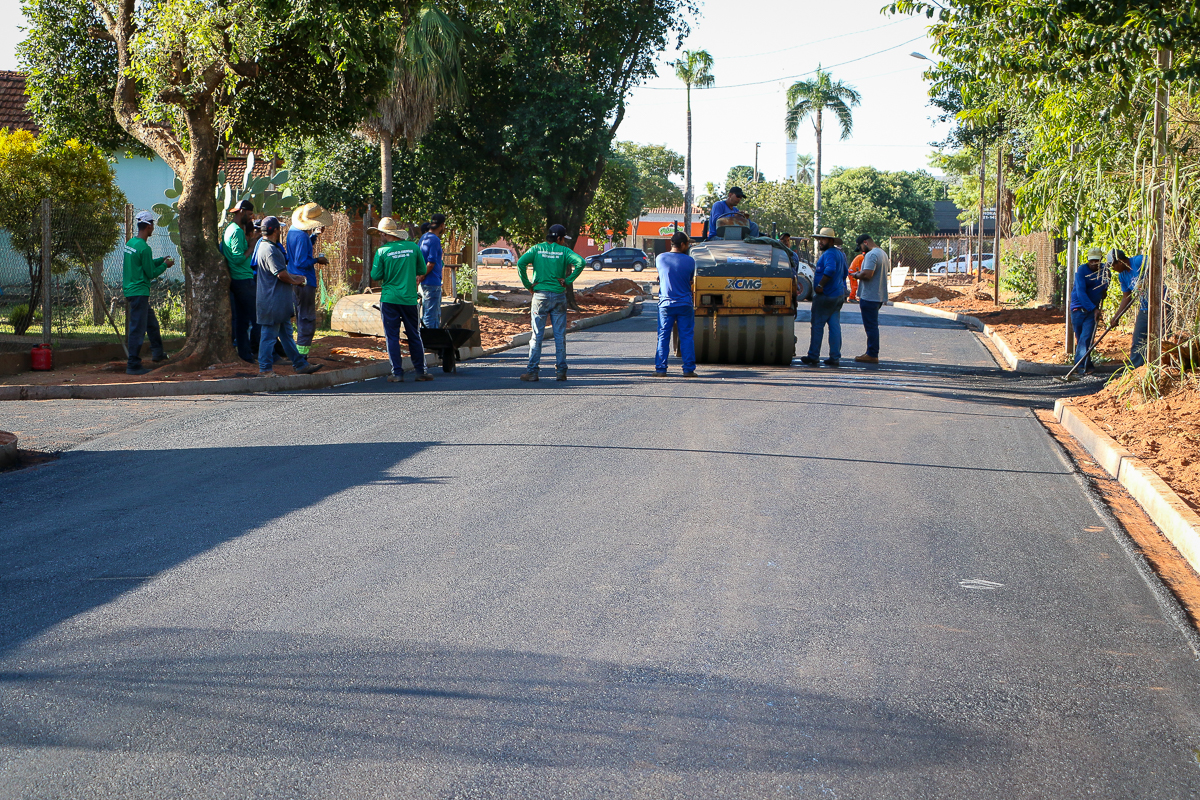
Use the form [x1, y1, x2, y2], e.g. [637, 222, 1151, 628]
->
[0, 71, 38, 134]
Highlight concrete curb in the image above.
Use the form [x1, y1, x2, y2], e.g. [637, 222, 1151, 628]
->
[1054, 398, 1200, 576]
[0, 431, 17, 469]
[892, 301, 1122, 375]
[0, 301, 642, 400]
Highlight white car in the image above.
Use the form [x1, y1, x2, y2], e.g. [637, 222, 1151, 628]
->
[478, 246, 517, 267]
[931, 254, 994, 273]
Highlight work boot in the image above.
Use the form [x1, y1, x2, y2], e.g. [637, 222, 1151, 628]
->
[387, 373, 403, 383]
[653, 370, 667, 377]
[519, 371, 539, 382]
[414, 373, 434, 382]
[556, 369, 568, 382]
[151, 352, 169, 363]
[798, 356, 819, 366]
[296, 363, 322, 375]
[126, 367, 150, 376]
[682, 370, 697, 377]
[823, 358, 840, 367]
[854, 354, 879, 364]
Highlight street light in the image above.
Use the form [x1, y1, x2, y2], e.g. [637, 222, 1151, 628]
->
[910, 51, 933, 62]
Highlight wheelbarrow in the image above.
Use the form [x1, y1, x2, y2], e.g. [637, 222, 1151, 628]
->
[420, 325, 475, 373]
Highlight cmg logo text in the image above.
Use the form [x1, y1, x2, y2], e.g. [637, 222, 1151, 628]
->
[725, 278, 762, 290]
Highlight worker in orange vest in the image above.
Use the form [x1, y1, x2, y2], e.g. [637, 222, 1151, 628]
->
[847, 252, 863, 303]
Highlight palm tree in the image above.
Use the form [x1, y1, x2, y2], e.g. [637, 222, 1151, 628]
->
[673, 50, 715, 234]
[784, 69, 860, 232]
[795, 153, 815, 185]
[360, 3, 466, 218]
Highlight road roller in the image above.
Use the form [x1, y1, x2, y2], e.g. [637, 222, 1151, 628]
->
[691, 213, 809, 365]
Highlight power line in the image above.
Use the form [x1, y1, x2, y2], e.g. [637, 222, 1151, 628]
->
[642, 35, 927, 91]
[712, 18, 910, 61]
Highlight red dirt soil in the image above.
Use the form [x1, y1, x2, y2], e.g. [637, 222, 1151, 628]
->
[1073, 370, 1200, 511]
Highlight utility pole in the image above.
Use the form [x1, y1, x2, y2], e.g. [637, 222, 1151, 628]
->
[754, 142, 761, 183]
[993, 142, 1003, 305]
[976, 144, 986, 285]
[1148, 47, 1172, 367]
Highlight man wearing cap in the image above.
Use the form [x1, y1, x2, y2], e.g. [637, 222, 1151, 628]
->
[122, 211, 174, 375]
[850, 233, 891, 363]
[708, 187, 746, 239]
[1069, 248, 1110, 375]
[369, 217, 433, 383]
[1108, 249, 1156, 367]
[287, 202, 332, 357]
[223, 199, 257, 363]
[654, 231, 698, 376]
[517, 223, 586, 381]
[419, 213, 448, 329]
[800, 227, 849, 367]
[255, 216, 322, 377]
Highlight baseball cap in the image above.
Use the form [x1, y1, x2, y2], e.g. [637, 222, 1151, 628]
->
[1086, 247, 1104, 261]
[228, 199, 254, 213]
[260, 216, 280, 233]
[855, 233, 873, 247]
[728, 186, 746, 198]
[431, 213, 447, 226]
[548, 224, 572, 241]
[670, 231, 690, 247]
[134, 210, 155, 226]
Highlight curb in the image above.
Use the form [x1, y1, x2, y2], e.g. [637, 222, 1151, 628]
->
[0, 301, 642, 400]
[1054, 398, 1200, 576]
[892, 301, 1122, 375]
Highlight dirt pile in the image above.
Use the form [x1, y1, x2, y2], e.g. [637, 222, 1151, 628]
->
[892, 284, 963, 303]
[1074, 370, 1200, 511]
[582, 278, 643, 296]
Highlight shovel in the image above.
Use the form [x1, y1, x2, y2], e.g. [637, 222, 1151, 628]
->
[1060, 297, 1133, 382]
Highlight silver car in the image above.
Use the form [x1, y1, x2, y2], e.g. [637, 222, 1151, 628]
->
[478, 247, 517, 267]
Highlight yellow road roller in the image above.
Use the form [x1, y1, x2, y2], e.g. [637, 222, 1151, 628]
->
[690, 213, 809, 365]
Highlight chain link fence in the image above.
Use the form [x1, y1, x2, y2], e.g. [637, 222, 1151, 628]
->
[0, 202, 183, 352]
[887, 235, 993, 282]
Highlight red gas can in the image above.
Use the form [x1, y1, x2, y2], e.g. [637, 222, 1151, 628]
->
[31, 344, 53, 371]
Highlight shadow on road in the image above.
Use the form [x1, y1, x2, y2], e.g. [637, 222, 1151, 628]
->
[0, 442, 437, 656]
[0, 628, 995, 772]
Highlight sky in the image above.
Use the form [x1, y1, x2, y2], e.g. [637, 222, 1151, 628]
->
[0, 0, 951, 190]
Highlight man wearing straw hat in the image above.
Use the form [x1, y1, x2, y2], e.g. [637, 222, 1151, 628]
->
[287, 202, 333, 357]
[369, 217, 434, 383]
[799, 227, 849, 367]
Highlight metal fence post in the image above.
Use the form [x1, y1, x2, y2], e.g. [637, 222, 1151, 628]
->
[360, 204, 373, 292]
[41, 198, 51, 346]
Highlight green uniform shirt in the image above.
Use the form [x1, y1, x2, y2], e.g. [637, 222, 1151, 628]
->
[370, 239, 426, 306]
[517, 242, 586, 294]
[121, 236, 168, 297]
[222, 221, 253, 280]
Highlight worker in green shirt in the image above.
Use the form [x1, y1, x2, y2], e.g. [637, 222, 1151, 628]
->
[368, 217, 433, 383]
[223, 198, 257, 362]
[122, 210, 174, 375]
[517, 223, 586, 381]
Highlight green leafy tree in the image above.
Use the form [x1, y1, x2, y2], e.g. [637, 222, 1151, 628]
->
[819, 166, 938, 246]
[673, 49, 714, 233]
[740, 180, 814, 241]
[0, 130, 125, 335]
[279, 134, 382, 214]
[794, 153, 815, 185]
[784, 69, 861, 232]
[585, 152, 641, 246]
[726, 165, 762, 187]
[20, 0, 408, 368]
[614, 141, 684, 209]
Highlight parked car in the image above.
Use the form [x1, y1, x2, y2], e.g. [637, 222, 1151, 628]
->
[931, 254, 994, 273]
[478, 246, 517, 267]
[585, 247, 650, 272]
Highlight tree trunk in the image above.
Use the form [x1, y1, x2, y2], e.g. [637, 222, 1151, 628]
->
[683, 87, 692, 233]
[813, 110, 823, 233]
[380, 131, 394, 219]
[170, 110, 237, 370]
[13, 255, 40, 336]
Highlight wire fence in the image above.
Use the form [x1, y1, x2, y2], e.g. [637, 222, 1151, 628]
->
[0, 202, 184, 350]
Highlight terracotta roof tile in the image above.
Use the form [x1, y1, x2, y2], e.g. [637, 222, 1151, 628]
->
[0, 71, 38, 134]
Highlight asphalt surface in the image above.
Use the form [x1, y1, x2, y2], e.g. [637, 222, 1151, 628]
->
[2, 304, 1199, 798]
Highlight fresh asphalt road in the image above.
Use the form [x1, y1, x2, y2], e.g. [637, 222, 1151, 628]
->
[2, 304, 1199, 799]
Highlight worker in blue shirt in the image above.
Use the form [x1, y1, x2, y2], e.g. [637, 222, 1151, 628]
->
[286, 202, 332, 356]
[654, 231, 698, 377]
[1069, 248, 1110, 374]
[707, 186, 759, 239]
[800, 227, 849, 367]
[1108, 249, 1161, 367]
[419, 213, 447, 328]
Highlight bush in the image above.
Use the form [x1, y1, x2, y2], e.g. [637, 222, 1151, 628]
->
[5, 303, 42, 330]
[1001, 250, 1038, 305]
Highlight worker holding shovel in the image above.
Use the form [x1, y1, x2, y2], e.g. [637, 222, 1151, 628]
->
[1069, 248, 1111, 376]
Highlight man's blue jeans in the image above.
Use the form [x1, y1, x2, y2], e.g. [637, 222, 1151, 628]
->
[229, 277, 257, 362]
[656, 304, 696, 372]
[126, 295, 164, 371]
[258, 319, 309, 373]
[528, 291, 568, 374]
[808, 293, 846, 360]
[1130, 306, 1148, 367]
[859, 300, 883, 357]
[1071, 307, 1098, 371]
[380, 301, 426, 376]
[419, 284, 442, 329]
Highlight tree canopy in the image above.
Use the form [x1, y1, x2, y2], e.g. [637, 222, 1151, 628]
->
[615, 142, 684, 209]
